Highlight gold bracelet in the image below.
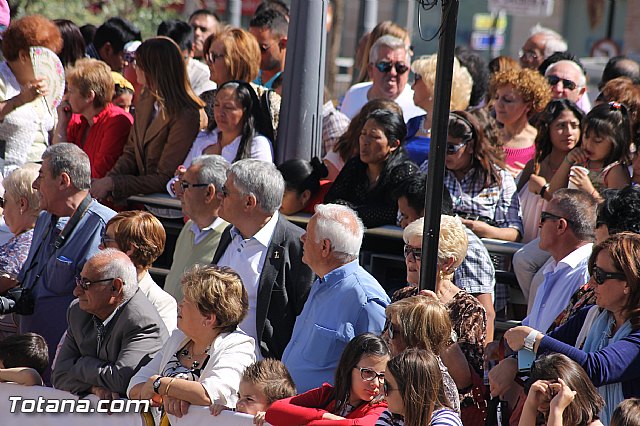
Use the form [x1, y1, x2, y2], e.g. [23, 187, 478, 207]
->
[164, 377, 176, 396]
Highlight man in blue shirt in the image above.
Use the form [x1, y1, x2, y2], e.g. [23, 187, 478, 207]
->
[282, 204, 390, 392]
[15, 143, 115, 379]
[249, 9, 288, 89]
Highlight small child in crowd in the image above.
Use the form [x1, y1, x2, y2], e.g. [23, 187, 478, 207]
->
[611, 398, 640, 426]
[211, 359, 296, 425]
[0, 333, 49, 386]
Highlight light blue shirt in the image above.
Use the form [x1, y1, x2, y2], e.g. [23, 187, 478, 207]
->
[523, 243, 592, 333]
[282, 260, 390, 392]
[17, 199, 115, 367]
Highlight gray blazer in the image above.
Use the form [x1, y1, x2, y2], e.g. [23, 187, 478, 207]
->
[52, 290, 169, 396]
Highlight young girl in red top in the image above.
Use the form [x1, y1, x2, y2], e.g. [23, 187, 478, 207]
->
[266, 333, 389, 425]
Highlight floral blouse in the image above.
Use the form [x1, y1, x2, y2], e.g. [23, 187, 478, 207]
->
[0, 229, 34, 276]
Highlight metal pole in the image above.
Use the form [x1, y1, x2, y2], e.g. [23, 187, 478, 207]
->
[276, 0, 327, 162]
[419, 0, 459, 291]
[228, 0, 242, 28]
[606, 0, 616, 40]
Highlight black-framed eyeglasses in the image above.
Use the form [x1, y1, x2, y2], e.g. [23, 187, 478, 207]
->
[540, 211, 573, 225]
[546, 75, 578, 91]
[205, 52, 225, 64]
[354, 366, 385, 382]
[75, 276, 115, 291]
[519, 49, 539, 60]
[403, 244, 422, 261]
[375, 61, 409, 75]
[591, 265, 626, 285]
[383, 381, 398, 396]
[446, 140, 469, 155]
[181, 182, 209, 190]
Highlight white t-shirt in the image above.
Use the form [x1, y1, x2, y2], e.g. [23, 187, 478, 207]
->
[339, 81, 425, 123]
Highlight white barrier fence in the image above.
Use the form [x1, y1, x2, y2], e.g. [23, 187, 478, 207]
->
[0, 383, 270, 425]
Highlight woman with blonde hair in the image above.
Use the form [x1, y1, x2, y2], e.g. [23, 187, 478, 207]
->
[406, 55, 473, 164]
[128, 264, 255, 419]
[91, 37, 206, 201]
[54, 58, 133, 178]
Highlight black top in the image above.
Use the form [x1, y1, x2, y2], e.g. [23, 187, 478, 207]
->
[324, 148, 418, 227]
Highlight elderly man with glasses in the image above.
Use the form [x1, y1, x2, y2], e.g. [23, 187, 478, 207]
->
[52, 249, 168, 400]
[339, 35, 425, 122]
[545, 60, 589, 109]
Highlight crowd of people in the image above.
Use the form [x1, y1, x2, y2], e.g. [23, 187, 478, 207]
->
[2, 1, 640, 425]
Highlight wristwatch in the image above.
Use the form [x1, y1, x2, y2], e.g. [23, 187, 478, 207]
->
[152, 376, 163, 394]
[524, 330, 540, 351]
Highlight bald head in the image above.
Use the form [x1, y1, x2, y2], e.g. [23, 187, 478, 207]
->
[87, 248, 139, 301]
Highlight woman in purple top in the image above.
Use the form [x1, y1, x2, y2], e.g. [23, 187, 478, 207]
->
[504, 232, 640, 424]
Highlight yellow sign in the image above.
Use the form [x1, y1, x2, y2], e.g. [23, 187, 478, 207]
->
[473, 13, 508, 32]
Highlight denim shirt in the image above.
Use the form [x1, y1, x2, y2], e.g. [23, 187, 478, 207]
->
[282, 261, 390, 392]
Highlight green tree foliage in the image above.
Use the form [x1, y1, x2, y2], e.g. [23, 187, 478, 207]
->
[8, 0, 181, 39]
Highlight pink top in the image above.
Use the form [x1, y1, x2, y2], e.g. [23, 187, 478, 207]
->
[503, 144, 535, 168]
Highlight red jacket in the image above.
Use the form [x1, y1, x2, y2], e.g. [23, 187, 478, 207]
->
[266, 383, 388, 425]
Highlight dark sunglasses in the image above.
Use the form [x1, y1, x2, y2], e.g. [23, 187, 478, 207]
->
[375, 61, 409, 75]
[546, 75, 578, 91]
[181, 182, 209, 190]
[354, 367, 385, 382]
[383, 381, 398, 396]
[446, 140, 469, 155]
[383, 318, 398, 340]
[591, 265, 626, 285]
[403, 244, 422, 260]
[0, 196, 4, 208]
[75, 276, 115, 291]
[124, 52, 136, 64]
[540, 211, 574, 225]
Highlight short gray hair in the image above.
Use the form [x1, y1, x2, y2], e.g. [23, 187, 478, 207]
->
[530, 24, 568, 59]
[369, 35, 409, 65]
[42, 143, 91, 190]
[3, 164, 40, 217]
[229, 159, 284, 214]
[91, 248, 139, 302]
[191, 155, 230, 191]
[313, 204, 364, 262]
[551, 189, 597, 241]
[546, 60, 586, 87]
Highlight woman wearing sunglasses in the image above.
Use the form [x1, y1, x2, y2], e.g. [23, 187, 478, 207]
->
[489, 68, 551, 177]
[404, 55, 473, 165]
[504, 232, 640, 424]
[376, 348, 462, 426]
[266, 333, 389, 425]
[324, 108, 418, 228]
[422, 110, 523, 242]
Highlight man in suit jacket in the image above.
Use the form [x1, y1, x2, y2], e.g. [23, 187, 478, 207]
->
[213, 159, 314, 360]
[165, 155, 230, 301]
[52, 249, 169, 399]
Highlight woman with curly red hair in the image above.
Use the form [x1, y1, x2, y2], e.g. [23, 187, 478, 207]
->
[490, 68, 551, 176]
[0, 15, 62, 175]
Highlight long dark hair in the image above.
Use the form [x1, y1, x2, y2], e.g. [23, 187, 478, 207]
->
[528, 353, 604, 426]
[278, 157, 328, 195]
[213, 80, 275, 162]
[135, 36, 204, 117]
[332, 333, 389, 414]
[386, 348, 452, 426]
[447, 110, 505, 187]
[534, 99, 584, 164]
[583, 101, 632, 166]
[54, 19, 86, 69]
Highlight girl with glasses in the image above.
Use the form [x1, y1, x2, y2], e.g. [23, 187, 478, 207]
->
[376, 348, 462, 426]
[266, 333, 389, 425]
[504, 232, 640, 424]
[422, 110, 523, 242]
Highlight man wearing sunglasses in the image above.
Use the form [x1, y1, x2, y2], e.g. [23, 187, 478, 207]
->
[249, 9, 288, 89]
[282, 204, 389, 393]
[52, 250, 168, 400]
[490, 190, 596, 399]
[544, 60, 588, 108]
[340, 35, 424, 122]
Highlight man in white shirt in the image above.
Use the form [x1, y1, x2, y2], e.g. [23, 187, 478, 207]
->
[212, 159, 314, 359]
[340, 35, 424, 122]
